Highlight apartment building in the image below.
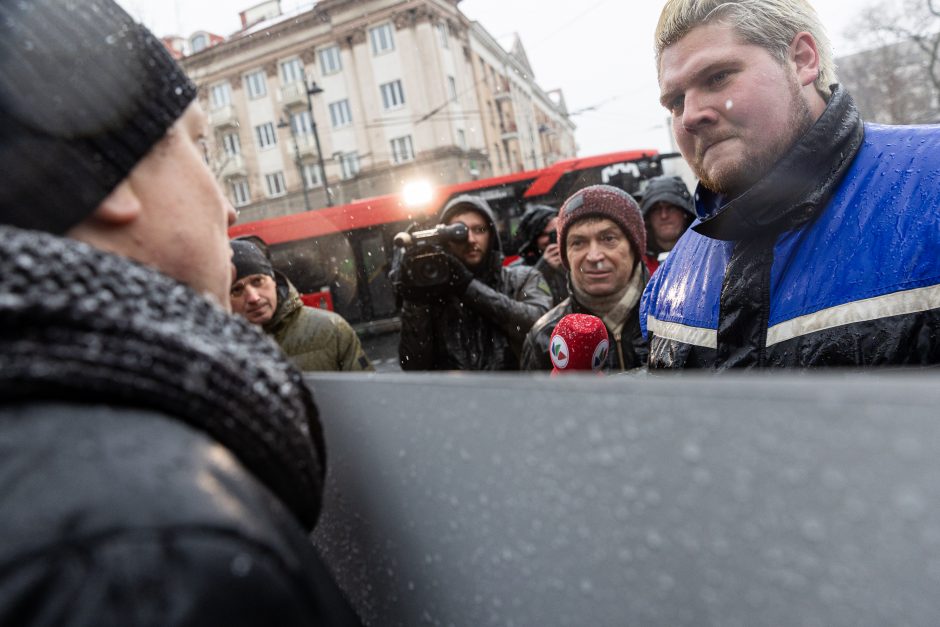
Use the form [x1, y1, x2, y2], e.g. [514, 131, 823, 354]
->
[178, 0, 576, 222]
[838, 38, 940, 126]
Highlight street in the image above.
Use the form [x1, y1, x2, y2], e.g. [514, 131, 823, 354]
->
[360, 331, 401, 372]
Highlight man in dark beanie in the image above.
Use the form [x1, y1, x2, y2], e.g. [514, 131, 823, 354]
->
[230, 239, 373, 372]
[0, 1, 359, 624]
[638, 175, 696, 273]
[521, 185, 649, 372]
[513, 204, 568, 306]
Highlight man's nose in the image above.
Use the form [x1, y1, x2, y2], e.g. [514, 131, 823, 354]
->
[585, 241, 604, 260]
[245, 286, 261, 302]
[681, 90, 717, 133]
[225, 201, 237, 227]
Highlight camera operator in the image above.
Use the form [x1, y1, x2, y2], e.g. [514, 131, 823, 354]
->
[514, 205, 568, 306]
[397, 195, 552, 370]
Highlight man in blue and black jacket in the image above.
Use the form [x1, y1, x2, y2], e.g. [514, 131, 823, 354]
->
[641, 0, 940, 368]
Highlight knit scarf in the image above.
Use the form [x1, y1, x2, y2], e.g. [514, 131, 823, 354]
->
[572, 262, 644, 335]
[0, 225, 325, 530]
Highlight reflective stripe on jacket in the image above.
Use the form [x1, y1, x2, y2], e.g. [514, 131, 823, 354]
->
[641, 87, 940, 368]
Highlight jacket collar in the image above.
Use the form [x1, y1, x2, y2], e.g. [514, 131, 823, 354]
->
[0, 226, 325, 530]
[693, 85, 865, 241]
[265, 272, 304, 335]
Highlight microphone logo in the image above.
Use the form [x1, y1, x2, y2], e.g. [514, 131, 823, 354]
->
[550, 334, 570, 369]
[592, 339, 610, 371]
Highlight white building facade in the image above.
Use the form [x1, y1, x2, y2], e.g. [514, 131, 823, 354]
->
[180, 0, 576, 222]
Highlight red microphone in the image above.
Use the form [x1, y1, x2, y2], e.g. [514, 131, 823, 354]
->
[549, 314, 610, 375]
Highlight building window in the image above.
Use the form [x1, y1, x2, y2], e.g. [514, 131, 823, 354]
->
[230, 179, 250, 207]
[390, 135, 414, 164]
[339, 152, 360, 180]
[447, 75, 457, 101]
[328, 99, 352, 128]
[245, 70, 267, 100]
[379, 80, 405, 110]
[290, 110, 313, 136]
[265, 171, 287, 197]
[369, 23, 395, 55]
[302, 163, 322, 189]
[209, 82, 232, 109]
[255, 122, 277, 149]
[222, 131, 241, 156]
[280, 58, 304, 84]
[191, 33, 208, 53]
[457, 129, 466, 150]
[437, 23, 449, 49]
[318, 45, 342, 75]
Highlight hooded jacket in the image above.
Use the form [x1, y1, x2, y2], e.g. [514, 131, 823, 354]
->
[265, 275, 374, 372]
[0, 226, 360, 625]
[639, 176, 696, 273]
[511, 205, 569, 305]
[640, 86, 940, 368]
[399, 196, 552, 370]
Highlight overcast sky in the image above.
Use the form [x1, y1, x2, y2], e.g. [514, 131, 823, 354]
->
[118, 0, 874, 156]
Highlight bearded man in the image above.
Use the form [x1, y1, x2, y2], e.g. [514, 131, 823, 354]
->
[641, 0, 940, 368]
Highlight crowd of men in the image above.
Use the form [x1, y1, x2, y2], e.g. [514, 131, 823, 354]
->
[2, 0, 940, 623]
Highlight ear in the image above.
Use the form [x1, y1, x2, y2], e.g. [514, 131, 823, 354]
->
[789, 31, 820, 88]
[90, 179, 142, 226]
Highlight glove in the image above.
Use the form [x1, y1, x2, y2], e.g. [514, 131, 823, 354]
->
[443, 252, 474, 295]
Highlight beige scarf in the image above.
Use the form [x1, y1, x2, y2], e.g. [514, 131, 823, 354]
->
[572, 262, 644, 335]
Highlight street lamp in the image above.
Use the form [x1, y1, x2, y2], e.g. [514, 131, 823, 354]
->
[277, 114, 312, 213]
[302, 70, 331, 207]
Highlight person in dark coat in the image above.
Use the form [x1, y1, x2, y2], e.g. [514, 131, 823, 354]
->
[642, 0, 940, 369]
[521, 185, 650, 372]
[513, 204, 569, 306]
[398, 195, 552, 370]
[0, 1, 359, 624]
[638, 175, 695, 273]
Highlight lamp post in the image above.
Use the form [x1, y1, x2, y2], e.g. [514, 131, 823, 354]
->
[277, 115, 312, 213]
[302, 70, 332, 207]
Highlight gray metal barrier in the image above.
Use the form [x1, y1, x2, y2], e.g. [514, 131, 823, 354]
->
[308, 373, 940, 626]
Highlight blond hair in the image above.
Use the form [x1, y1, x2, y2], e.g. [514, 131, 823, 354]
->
[655, 0, 835, 98]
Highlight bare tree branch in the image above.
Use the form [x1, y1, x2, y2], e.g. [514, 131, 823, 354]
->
[840, 0, 940, 122]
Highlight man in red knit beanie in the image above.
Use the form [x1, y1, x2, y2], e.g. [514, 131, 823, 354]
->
[521, 185, 649, 372]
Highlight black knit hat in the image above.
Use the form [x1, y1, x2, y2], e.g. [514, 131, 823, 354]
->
[231, 240, 275, 281]
[558, 185, 645, 270]
[639, 176, 695, 219]
[0, 0, 197, 234]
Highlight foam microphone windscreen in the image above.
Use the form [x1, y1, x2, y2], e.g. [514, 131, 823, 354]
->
[549, 313, 610, 374]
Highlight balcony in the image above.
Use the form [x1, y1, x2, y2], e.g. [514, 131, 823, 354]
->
[294, 133, 321, 158]
[218, 154, 246, 178]
[494, 79, 512, 101]
[500, 122, 518, 140]
[209, 104, 238, 128]
[280, 81, 308, 108]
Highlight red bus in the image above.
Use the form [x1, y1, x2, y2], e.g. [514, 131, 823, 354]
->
[229, 149, 682, 330]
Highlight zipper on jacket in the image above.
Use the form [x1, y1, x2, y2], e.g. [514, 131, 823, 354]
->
[614, 331, 625, 371]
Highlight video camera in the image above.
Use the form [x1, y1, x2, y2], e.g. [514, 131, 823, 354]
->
[391, 222, 468, 289]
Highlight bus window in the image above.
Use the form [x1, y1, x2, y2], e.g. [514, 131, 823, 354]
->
[270, 234, 361, 321]
[359, 230, 397, 320]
